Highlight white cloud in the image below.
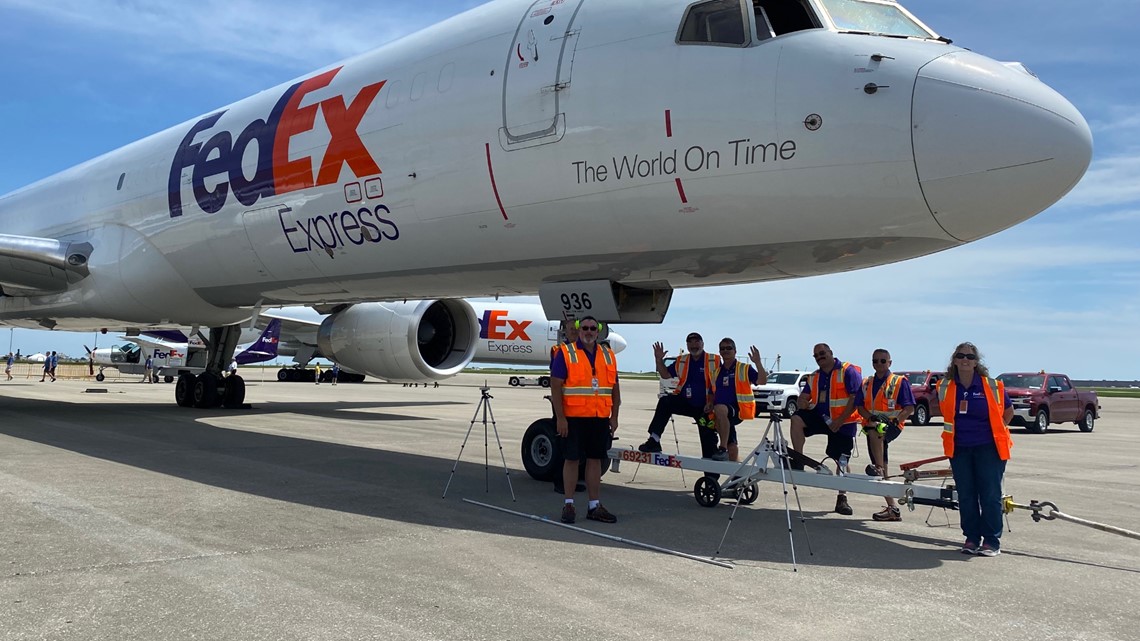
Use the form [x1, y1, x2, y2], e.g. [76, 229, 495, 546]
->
[1063, 154, 1140, 207]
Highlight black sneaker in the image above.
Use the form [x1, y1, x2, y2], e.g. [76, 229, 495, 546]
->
[587, 504, 617, 523]
[560, 503, 576, 524]
[638, 438, 662, 453]
[710, 448, 729, 462]
[865, 463, 883, 477]
[834, 494, 853, 516]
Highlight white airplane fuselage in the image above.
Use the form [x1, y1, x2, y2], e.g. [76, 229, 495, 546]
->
[0, 0, 1092, 330]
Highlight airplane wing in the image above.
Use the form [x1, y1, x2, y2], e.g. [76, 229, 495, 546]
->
[260, 309, 321, 334]
[0, 234, 93, 295]
[123, 335, 189, 351]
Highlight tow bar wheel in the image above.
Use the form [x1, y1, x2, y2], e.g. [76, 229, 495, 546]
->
[694, 477, 722, 507]
[738, 481, 759, 505]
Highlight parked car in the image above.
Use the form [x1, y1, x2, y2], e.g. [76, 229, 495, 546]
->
[896, 370, 945, 425]
[752, 371, 809, 417]
[997, 372, 1100, 433]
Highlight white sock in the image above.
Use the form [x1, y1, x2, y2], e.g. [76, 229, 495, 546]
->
[650, 434, 661, 442]
[564, 498, 574, 505]
[588, 500, 599, 510]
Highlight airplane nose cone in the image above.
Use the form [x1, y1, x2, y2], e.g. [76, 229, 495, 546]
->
[606, 331, 627, 354]
[912, 52, 1092, 241]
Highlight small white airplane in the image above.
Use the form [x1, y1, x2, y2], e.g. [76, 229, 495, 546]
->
[89, 319, 283, 383]
[0, 0, 1092, 409]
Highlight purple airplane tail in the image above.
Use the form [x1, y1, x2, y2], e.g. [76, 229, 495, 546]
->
[235, 319, 281, 365]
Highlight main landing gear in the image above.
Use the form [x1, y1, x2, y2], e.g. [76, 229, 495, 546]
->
[174, 324, 247, 409]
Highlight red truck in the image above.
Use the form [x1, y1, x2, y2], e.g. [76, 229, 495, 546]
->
[998, 372, 1100, 433]
[897, 370, 944, 426]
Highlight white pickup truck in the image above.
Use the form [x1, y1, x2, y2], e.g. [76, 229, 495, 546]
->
[752, 371, 810, 417]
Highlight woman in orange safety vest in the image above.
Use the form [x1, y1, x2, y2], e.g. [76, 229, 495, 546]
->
[937, 341, 1013, 557]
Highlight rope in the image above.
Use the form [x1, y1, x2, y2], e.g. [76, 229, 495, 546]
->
[1005, 498, 1140, 542]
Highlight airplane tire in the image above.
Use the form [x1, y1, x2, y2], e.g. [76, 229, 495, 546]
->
[522, 419, 559, 481]
[164, 375, 174, 384]
[175, 374, 196, 407]
[277, 369, 290, 382]
[521, 418, 610, 482]
[222, 375, 246, 409]
[95, 373, 105, 382]
[193, 372, 221, 408]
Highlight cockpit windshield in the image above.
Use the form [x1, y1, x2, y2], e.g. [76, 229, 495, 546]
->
[817, 0, 935, 39]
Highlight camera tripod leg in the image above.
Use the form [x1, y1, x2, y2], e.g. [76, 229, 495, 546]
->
[442, 389, 515, 501]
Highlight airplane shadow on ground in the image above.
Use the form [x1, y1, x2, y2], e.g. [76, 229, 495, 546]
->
[5, 396, 1125, 573]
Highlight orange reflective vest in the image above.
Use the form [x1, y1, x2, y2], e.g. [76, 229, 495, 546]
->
[809, 362, 861, 425]
[559, 342, 617, 418]
[937, 377, 1012, 460]
[673, 352, 720, 399]
[861, 373, 907, 427]
[711, 360, 756, 420]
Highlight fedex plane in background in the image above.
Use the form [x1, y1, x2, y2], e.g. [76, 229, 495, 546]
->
[262, 300, 626, 382]
[0, 0, 1091, 409]
[90, 301, 626, 384]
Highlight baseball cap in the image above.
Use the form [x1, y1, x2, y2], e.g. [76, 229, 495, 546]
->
[686, 332, 703, 341]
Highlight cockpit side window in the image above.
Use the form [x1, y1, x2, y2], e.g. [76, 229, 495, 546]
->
[753, 0, 822, 36]
[678, 0, 749, 47]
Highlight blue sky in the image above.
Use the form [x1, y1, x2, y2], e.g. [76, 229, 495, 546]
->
[1, 1, 1138, 380]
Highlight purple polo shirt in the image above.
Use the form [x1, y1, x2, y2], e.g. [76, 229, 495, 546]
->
[853, 373, 917, 411]
[550, 340, 617, 382]
[668, 355, 710, 408]
[802, 361, 863, 436]
[712, 362, 761, 405]
[953, 372, 1012, 448]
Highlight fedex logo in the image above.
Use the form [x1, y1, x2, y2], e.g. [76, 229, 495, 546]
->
[619, 451, 682, 468]
[478, 310, 532, 341]
[168, 66, 385, 218]
[153, 350, 171, 360]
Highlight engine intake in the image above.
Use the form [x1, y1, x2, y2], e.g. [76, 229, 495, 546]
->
[316, 300, 478, 382]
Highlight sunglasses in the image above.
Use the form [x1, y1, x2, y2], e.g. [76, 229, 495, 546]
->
[579, 325, 599, 331]
[954, 353, 977, 360]
[873, 359, 889, 364]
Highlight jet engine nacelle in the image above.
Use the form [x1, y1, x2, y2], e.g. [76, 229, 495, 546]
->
[316, 300, 479, 382]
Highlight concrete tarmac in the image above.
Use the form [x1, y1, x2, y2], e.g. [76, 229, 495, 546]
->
[1, 373, 1138, 640]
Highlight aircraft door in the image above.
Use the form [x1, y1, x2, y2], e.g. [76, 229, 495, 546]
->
[240, 204, 349, 296]
[500, 0, 585, 149]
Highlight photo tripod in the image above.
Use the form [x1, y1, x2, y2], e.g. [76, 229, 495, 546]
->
[714, 412, 814, 571]
[442, 385, 516, 501]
